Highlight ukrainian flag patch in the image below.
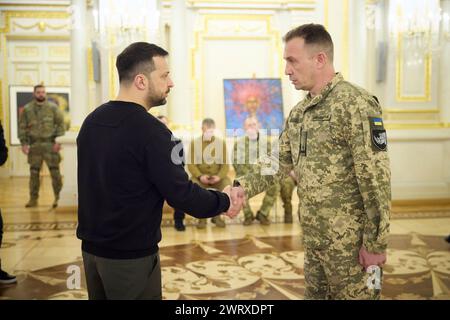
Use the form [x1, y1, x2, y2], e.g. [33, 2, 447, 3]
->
[372, 117, 383, 126]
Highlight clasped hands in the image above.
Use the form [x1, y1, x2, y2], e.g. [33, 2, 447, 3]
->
[199, 175, 221, 185]
[21, 143, 61, 155]
[222, 185, 246, 218]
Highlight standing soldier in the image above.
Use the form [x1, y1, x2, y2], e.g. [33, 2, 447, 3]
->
[19, 84, 66, 208]
[233, 117, 279, 226]
[187, 118, 230, 229]
[233, 24, 390, 299]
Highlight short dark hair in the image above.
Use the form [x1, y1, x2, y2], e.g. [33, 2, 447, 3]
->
[34, 84, 45, 92]
[283, 23, 334, 61]
[116, 42, 169, 83]
[202, 118, 215, 127]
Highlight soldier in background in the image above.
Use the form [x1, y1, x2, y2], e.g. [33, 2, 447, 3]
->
[0, 121, 17, 284]
[233, 117, 278, 226]
[187, 118, 230, 229]
[233, 24, 391, 299]
[18, 84, 66, 208]
[157, 115, 186, 231]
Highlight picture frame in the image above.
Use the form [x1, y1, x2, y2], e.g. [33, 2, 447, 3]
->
[223, 78, 284, 136]
[9, 86, 71, 145]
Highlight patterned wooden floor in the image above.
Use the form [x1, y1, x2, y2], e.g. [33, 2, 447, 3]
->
[0, 177, 449, 300]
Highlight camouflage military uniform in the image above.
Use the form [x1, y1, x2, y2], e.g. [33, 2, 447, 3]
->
[18, 100, 66, 206]
[279, 176, 297, 223]
[237, 73, 391, 299]
[233, 135, 279, 225]
[187, 136, 231, 228]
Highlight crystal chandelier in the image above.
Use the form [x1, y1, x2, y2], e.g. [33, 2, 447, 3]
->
[388, 0, 445, 65]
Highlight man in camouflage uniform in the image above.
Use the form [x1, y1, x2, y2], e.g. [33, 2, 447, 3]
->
[187, 118, 230, 229]
[279, 174, 298, 223]
[19, 84, 66, 208]
[233, 24, 390, 299]
[233, 117, 278, 226]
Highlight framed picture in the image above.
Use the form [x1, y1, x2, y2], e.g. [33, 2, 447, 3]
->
[223, 78, 284, 136]
[9, 86, 71, 145]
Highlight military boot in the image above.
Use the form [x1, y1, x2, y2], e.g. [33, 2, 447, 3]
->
[52, 194, 60, 209]
[284, 203, 293, 224]
[174, 219, 186, 232]
[243, 216, 253, 226]
[256, 211, 270, 225]
[196, 218, 207, 229]
[243, 207, 254, 226]
[211, 216, 225, 228]
[0, 260, 17, 285]
[284, 214, 293, 224]
[25, 198, 38, 208]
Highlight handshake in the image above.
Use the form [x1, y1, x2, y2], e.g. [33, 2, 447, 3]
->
[222, 185, 246, 218]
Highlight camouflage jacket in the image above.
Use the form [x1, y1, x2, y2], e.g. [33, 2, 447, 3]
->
[18, 100, 65, 145]
[237, 73, 391, 253]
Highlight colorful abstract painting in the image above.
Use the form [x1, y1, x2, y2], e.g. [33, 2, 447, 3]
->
[223, 78, 284, 136]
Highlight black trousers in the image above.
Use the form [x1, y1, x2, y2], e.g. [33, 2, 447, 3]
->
[0, 208, 3, 247]
[173, 209, 185, 221]
[0, 209, 3, 268]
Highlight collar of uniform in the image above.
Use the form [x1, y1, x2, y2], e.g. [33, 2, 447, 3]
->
[303, 72, 344, 111]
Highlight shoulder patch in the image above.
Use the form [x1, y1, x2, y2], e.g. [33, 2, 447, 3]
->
[369, 116, 387, 151]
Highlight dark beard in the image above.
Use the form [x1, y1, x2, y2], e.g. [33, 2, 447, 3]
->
[150, 96, 167, 107]
[35, 97, 46, 103]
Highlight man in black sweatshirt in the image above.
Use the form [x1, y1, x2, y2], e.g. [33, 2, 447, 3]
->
[77, 42, 243, 300]
[0, 121, 17, 284]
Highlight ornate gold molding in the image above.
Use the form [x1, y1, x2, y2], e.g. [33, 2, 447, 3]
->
[0, 11, 70, 34]
[342, 0, 349, 79]
[384, 108, 440, 114]
[0, 10, 70, 148]
[191, 14, 282, 123]
[395, 33, 432, 102]
[12, 21, 69, 32]
[385, 123, 450, 129]
[187, 0, 315, 4]
[87, 47, 94, 83]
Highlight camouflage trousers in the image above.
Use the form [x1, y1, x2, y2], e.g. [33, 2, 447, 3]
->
[279, 177, 296, 218]
[28, 143, 62, 200]
[304, 244, 382, 300]
[243, 183, 279, 219]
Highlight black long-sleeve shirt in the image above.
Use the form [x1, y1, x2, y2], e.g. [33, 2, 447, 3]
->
[0, 121, 7, 166]
[76, 101, 230, 259]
